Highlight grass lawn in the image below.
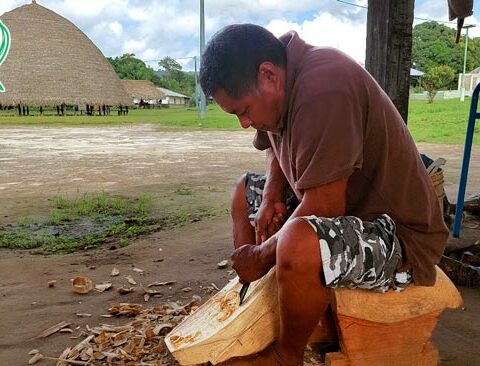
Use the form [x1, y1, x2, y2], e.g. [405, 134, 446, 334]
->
[408, 98, 479, 145]
[0, 105, 240, 129]
[1, 99, 479, 144]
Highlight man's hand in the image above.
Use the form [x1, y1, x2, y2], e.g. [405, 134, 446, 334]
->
[231, 244, 274, 283]
[255, 200, 287, 244]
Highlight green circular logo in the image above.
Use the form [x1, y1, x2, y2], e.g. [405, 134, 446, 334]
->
[0, 20, 11, 93]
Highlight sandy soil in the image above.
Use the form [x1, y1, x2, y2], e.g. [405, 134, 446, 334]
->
[0, 125, 479, 365]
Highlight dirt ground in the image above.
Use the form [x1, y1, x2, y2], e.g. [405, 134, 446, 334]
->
[0, 125, 479, 366]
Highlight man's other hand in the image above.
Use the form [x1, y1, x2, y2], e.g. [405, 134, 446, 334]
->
[255, 200, 287, 244]
[231, 244, 271, 283]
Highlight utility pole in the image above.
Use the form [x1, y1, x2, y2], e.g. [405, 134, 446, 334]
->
[194, 55, 199, 110]
[460, 24, 476, 102]
[199, 0, 206, 118]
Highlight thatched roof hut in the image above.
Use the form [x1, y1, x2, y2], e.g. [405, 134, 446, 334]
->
[0, 1, 130, 106]
[122, 80, 165, 102]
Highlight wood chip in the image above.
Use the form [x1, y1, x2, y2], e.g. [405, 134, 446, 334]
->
[37, 321, 71, 338]
[75, 313, 92, 317]
[125, 275, 137, 285]
[111, 267, 120, 276]
[59, 328, 74, 333]
[109, 303, 142, 316]
[48, 280, 57, 287]
[144, 293, 151, 302]
[43, 356, 89, 365]
[95, 282, 113, 292]
[28, 349, 40, 355]
[153, 323, 173, 335]
[142, 285, 162, 295]
[28, 353, 43, 364]
[211, 282, 220, 291]
[181, 287, 192, 292]
[117, 286, 134, 294]
[147, 281, 175, 287]
[100, 314, 114, 318]
[217, 259, 228, 268]
[132, 267, 144, 273]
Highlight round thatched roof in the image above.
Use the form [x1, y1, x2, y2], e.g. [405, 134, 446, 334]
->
[0, 1, 131, 106]
[122, 80, 166, 101]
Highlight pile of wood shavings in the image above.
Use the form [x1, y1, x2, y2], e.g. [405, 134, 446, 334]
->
[214, 290, 240, 321]
[52, 299, 202, 366]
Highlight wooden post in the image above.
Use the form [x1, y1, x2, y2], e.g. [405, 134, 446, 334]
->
[366, 0, 414, 123]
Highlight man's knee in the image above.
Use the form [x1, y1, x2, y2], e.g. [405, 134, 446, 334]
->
[231, 173, 247, 201]
[276, 218, 321, 275]
[231, 173, 248, 215]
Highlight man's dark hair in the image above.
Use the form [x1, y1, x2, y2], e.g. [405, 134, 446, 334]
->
[200, 24, 286, 98]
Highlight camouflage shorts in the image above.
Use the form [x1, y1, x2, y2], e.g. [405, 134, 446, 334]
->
[245, 172, 299, 223]
[244, 173, 411, 292]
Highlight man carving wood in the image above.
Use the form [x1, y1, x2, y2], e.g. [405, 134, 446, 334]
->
[199, 24, 448, 366]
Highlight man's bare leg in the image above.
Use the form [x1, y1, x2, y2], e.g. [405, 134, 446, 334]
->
[221, 218, 330, 365]
[275, 218, 330, 363]
[231, 174, 255, 248]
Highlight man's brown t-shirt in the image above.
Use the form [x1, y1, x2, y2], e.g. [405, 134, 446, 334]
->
[254, 32, 448, 286]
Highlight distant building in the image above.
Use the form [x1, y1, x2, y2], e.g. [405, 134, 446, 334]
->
[158, 87, 190, 107]
[410, 68, 424, 88]
[458, 67, 480, 95]
[121, 80, 165, 108]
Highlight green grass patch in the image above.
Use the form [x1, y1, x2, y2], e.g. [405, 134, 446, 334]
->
[0, 105, 239, 129]
[407, 98, 479, 145]
[0, 193, 218, 253]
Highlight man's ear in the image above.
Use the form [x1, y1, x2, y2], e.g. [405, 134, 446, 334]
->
[257, 62, 283, 91]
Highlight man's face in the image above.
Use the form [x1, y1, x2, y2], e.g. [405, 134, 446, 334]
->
[213, 63, 285, 133]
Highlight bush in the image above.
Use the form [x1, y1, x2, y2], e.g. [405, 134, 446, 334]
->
[422, 65, 455, 103]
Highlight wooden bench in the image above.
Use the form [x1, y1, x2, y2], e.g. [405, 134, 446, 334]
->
[166, 267, 463, 365]
[324, 267, 463, 366]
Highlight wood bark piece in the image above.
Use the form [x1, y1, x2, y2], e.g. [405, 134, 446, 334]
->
[37, 321, 72, 338]
[71, 277, 93, 294]
[440, 255, 480, 287]
[28, 352, 43, 364]
[464, 194, 480, 215]
[166, 268, 279, 365]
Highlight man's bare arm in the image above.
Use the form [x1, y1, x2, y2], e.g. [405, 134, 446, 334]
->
[254, 148, 290, 243]
[233, 178, 348, 282]
[262, 148, 289, 202]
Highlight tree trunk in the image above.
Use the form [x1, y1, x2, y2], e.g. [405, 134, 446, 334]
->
[366, 0, 414, 123]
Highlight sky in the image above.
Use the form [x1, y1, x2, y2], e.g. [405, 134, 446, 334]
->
[1, 0, 479, 71]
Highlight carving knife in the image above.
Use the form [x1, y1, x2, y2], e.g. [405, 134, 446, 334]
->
[239, 282, 250, 305]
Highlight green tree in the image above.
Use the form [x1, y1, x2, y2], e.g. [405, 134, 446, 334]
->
[422, 65, 456, 103]
[108, 53, 155, 80]
[158, 56, 182, 73]
[155, 57, 195, 97]
[412, 22, 480, 87]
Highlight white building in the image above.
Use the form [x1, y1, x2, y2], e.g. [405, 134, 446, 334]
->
[158, 87, 190, 107]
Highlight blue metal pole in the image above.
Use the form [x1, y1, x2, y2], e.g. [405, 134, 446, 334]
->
[453, 82, 480, 237]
